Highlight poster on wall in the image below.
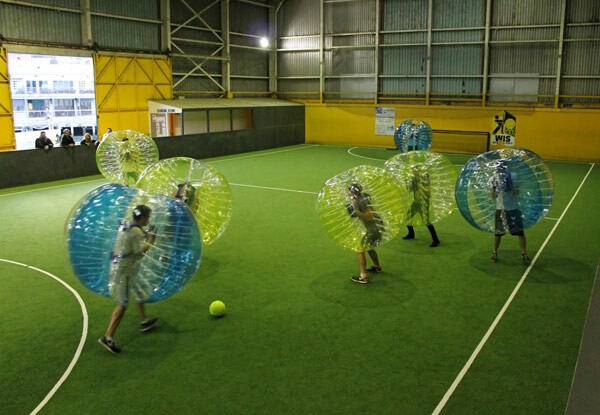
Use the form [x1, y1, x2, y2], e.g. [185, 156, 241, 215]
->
[375, 107, 396, 136]
[490, 110, 516, 146]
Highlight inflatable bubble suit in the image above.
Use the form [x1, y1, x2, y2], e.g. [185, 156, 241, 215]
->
[394, 120, 433, 152]
[96, 130, 159, 186]
[385, 150, 457, 226]
[455, 148, 554, 234]
[317, 165, 410, 252]
[66, 183, 202, 303]
[136, 157, 233, 245]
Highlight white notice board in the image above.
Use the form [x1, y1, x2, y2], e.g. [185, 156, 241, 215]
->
[375, 107, 396, 136]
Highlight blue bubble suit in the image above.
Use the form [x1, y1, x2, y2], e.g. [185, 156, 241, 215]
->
[66, 183, 202, 303]
[394, 120, 433, 153]
[455, 148, 554, 234]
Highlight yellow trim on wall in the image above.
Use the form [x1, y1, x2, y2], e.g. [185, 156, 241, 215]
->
[305, 103, 600, 162]
[0, 48, 16, 151]
[94, 54, 173, 136]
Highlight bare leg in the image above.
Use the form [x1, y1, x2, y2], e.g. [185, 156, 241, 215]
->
[358, 252, 367, 276]
[518, 234, 527, 255]
[493, 235, 502, 254]
[135, 303, 147, 321]
[105, 305, 126, 338]
[367, 250, 381, 269]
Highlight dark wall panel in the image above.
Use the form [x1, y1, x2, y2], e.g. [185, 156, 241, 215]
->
[0, 106, 305, 189]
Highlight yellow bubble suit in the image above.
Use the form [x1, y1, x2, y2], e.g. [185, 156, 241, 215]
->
[317, 165, 410, 252]
[136, 157, 232, 245]
[385, 150, 457, 227]
[96, 130, 159, 186]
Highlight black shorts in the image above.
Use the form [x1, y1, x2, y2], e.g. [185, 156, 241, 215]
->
[495, 209, 524, 236]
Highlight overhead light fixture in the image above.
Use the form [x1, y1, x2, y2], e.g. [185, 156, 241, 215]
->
[260, 37, 269, 48]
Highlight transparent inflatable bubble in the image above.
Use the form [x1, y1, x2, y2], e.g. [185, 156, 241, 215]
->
[66, 183, 202, 303]
[136, 157, 233, 245]
[96, 130, 159, 186]
[316, 165, 410, 252]
[385, 150, 457, 226]
[455, 148, 554, 234]
[394, 120, 433, 153]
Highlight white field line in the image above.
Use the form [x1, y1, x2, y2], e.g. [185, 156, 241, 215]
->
[0, 259, 88, 415]
[230, 182, 318, 195]
[347, 146, 466, 166]
[545, 217, 559, 221]
[0, 178, 106, 198]
[347, 147, 387, 161]
[208, 144, 319, 163]
[431, 163, 595, 415]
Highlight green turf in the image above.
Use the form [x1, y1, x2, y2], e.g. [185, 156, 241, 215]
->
[0, 144, 598, 414]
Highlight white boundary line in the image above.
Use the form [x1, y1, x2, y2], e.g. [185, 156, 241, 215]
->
[230, 182, 318, 195]
[0, 259, 89, 415]
[347, 146, 387, 161]
[208, 144, 319, 163]
[431, 163, 595, 415]
[544, 217, 560, 221]
[0, 178, 106, 198]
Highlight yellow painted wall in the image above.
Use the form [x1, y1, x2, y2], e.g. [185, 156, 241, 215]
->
[305, 103, 600, 162]
[0, 48, 15, 151]
[94, 54, 172, 136]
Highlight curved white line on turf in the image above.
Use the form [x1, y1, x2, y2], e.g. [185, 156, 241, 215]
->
[431, 163, 596, 415]
[347, 147, 387, 161]
[0, 259, 89, 415]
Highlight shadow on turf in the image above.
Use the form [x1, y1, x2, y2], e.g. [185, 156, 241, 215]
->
[189, 256, 220, 282]
[308, 271, 416, 308]
[469, 250, 593, 284]
[95, 300, 220, 358]
[386, 229, 475, 256]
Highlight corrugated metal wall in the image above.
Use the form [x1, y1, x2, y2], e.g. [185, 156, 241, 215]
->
[0, 0, 162, 51]
[276, 0, 600, 106]
[0, 2, 82, 45]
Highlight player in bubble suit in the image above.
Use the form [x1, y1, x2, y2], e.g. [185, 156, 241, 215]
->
[347, 183, 384, 284]
[489, 160, 531, 264]
[98, 205, 159, 354]
[402, 166, 440, 247]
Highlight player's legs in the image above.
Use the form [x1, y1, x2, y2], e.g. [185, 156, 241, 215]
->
[367, 249, 382, 271]
[427, 224, 439, 247]
[105, 305, 126, 338]
[492, 235, 502, 262]
[352, 252, 369, 283]
[518, 234, 530, 263]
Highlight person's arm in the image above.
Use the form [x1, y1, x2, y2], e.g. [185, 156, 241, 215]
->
[47, 139, 53, 148]
[353, 197, 375, 220]
[35, 139, 43, 149]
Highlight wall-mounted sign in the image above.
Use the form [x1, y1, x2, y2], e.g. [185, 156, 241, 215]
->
[157, 107, 180, 113]
[490, 110, 516, 146]
[375, 107, 396, 136]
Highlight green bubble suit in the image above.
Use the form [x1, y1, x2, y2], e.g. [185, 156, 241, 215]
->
[136, 157, 233, 245]
[96, 130, 159, 186]
[385, 150, 457, 227]
[317, 165, 410, 252]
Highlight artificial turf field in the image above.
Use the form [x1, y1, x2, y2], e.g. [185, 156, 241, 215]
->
[1, 143, 599, 415]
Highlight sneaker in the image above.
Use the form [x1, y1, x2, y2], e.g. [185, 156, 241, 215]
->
[351, 275, 369, 284]
[491, 252, 498, 263]
[98, 337, 121, 354]
[402, 234, 415, 240]
[366, 266, 382, 273]
[140, 318, 159, 332]
[522, 254, 531, 264]
[430, 239, 440, 247]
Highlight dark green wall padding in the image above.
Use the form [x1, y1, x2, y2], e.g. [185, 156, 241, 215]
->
[0, 106, 305, 189]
